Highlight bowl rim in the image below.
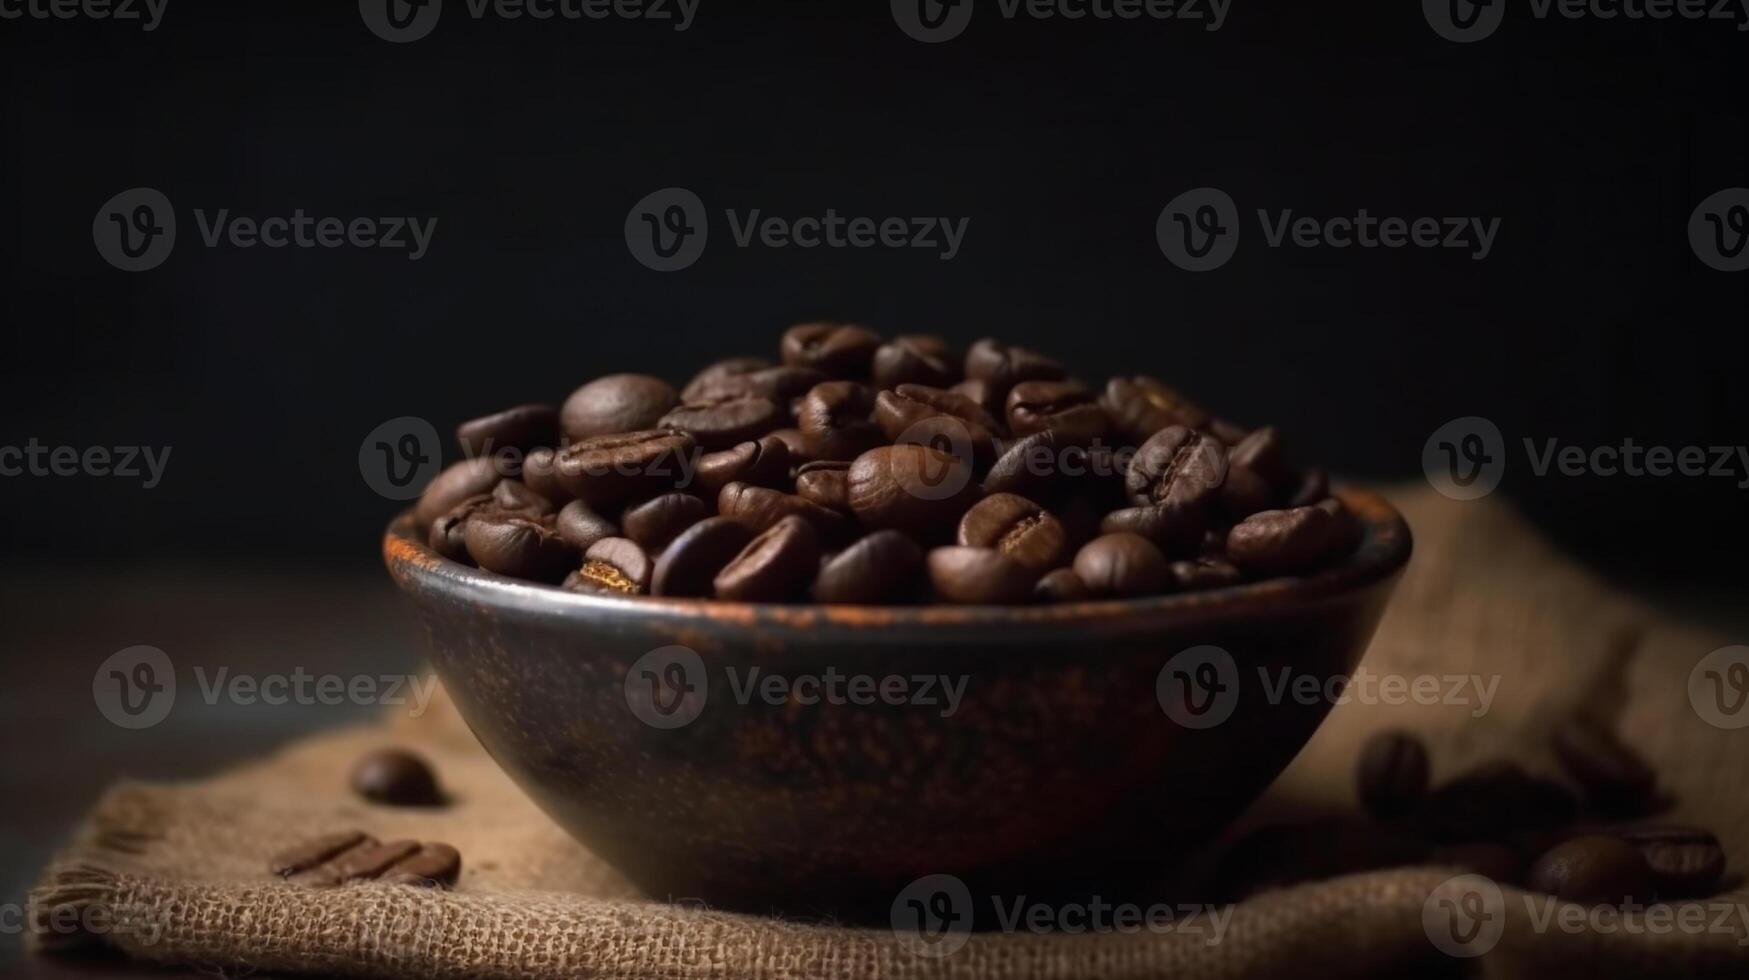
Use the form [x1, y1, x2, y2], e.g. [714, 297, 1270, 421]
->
[383, 486, 1412, 637]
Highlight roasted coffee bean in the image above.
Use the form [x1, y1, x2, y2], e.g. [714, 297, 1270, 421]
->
[1288, 467, 1329, 508]
[1229, 425, 1290, 489]
[963, 337, 1065, 398]
[983, 430, 1088, 502]
[1126, 426, 1226, 511]
[1169, 556, 1243, 591]
[308, 839, 424, 886]
[351, 748, 443, 806]
[382, 843, 462, 888]
[457, 403, 559, 460]
[1430, 842, 1525, 884]
[463, 512, 576, 582]
[1101, 376, 1210, 443]
[714, 515, 822, 602]
[780, 322, 881, 377]
[719, 482, 850, 541]
[491, 478, 554, 515]
[658, 394, 782, 451]
[872, 334, 958, 389]
[875, 384, 1004, 440]
[570, 537, 652, 595]
[1219, 463, 1276, 521]
[1100, 503, 1205, 558]
[1315, 497, 1362, 558]
[797, 381, 883, 461]
[555, 500, 620, 552]
[1528, 835, 1653, 904]
[812, 530, 924, 604]
[271, 831, 373, 878]
[693, 436, 792, 496]
[428, 493, 497, 562]
[956, 493, 1069, 573]
[414, 457, 503, 528]
[927, 546, 1038, 605]
[1614, 825, 1726, 897]
[846, 444, 978, 537]
[766, 427, 810, 460]
[1072, 533, 1169, 597]
[1034, 567, 1090, 603]
[1006, 380, 1110, 441]
[681, 357, 773, 400]
[949, 378, 1002, 417]
[653, 516, 756, 597]
[553, 430, 694, 507]
[621, 493, 709, 551]
[1416, 762, 1577, 842]
[560, 374, 678, 440]
[1551, 717, 1656, 812]
[795, 460, 851, 511]
[1226, 506, 1342, 577]
[685, 361, 828, 404]
[519, 446, 571, 504]
[1356, 729, 1430, 820]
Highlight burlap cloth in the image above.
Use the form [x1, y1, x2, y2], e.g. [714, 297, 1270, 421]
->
[28, 488, 1749, 978]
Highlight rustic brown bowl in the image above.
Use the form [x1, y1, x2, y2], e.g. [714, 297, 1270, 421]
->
[383, 488, 1411, 920]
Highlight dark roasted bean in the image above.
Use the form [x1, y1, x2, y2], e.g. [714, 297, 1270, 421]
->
[658, 394, 783, 451]
[927, 546, 1038, 604]
[553, 430, 695, 508]
[414, 457, 502, 528]
[982, 430, 1088, 502]
[1169, 556, 1243, 591]
[463, 513, 576, 582]
[653, 516, 756, 597]
[1099, 502, 1205, 558]
[872, 334, 959, 389]
[351, 748, 443, 806]
[1100, 376, 1209, 443]
[491, 478, 554, 515]
[1528, 835, 1653, 904]
[519, 446, 571, 504]
[719, 481, 850, 540]
[457, 403, 559, 460]
[680, 357, 773, 401]
[1288, 467, 1329, 508]
[383, 843, 462, 888]
[780, 322, 881, 377]
[310, 839, 424, 886]
[1006, 380, 1109, 441]
[798, 381, 883, 461]
[1356, 729, 1430, 820]
[271, 831, 372, 878]
[428, 493, 497, 562]
[714, 515, 822, 602]
[812, 531, 924, 604]
[555, 500, 620, 552]
[693, 436, 791, 496]
[1226, 506, 1342, 577]
[949, 378, 1003, 417]
[956, 493, 1069, 574]
[569, 537, 653, 595]
[963, 337, 1065, 399]
[560, 374, 678, 440]
[1125, 425, 1226, 511]
[1033, 567, 1090, 603]
[1229, 425, 1290, 489]
[795, 460, 851, 511]
[621, 493, 709, 551]
[1072, 533, 1169, 597]
[1218, 463, 1276, 521]
[846, 444, 978, 538]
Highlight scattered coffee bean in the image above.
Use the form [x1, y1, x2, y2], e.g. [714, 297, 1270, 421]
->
[270, 830, 372, 878]
[457, 403, 558, 461]
[1551, 716, 1656, 812]
[381, 842, 462, 888]
[1033, 567, 1090, 602]
[1615, 825, 1726, 898]
[350, 748, 443, 807]
[275, 832, 462, 890]
[570, 537, 654, 595]
[555, 500, 620, 552]
[1226, 506, 1342, 577]
[812, 531, 924, 604]
[1006, 380, 1109, 441]
[957, 493, 1069, 574]
[1356, 729, 1430, 820]
[621, 493, 710, 552]
[1072, 533, 1169, 597]
[560, 374, 678, 440]
[780, 322, 881, 377]
[927, 546, 1038, 605]
[462, 512, 575, 582]
[1126, 426, 1226, 511]
[653, 516, 756, 597]
[414, 457, 503, 528]
[1528, 834, 1653, 904]
[963, 337, 1065, 399]
[714, 515, 822, 602]
[694, 436, 792, 496]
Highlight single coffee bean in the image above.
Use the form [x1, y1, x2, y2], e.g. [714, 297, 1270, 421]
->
[714, 515, 822, 602]
[680, 356, 772, 401]
[428, 493, 497, 562]
[1226, 506, 1341, 577]
[1006, 380, 1110, 441]
[1033, 567, 1090, 602]
[1356, 729, 1430, 820]
[982, 430, 1087, 503]
[797, 381, 883, 461]
[1287, 467, 1329, 508]
[766, 427, 811, 461]
[949, 378, 1003, 417]
[872, 334, 959, 389]
[812, 530, 924, 604]
[270, 831, 372, 878]
[1614, 825, 1726, 898]
[555, 500, 620, 552]
[570, 537, 653, 595]
[875, 383, 1005, 441]
[463, 513, 576, 582]
[1528, 835, 1653, 904]
[621, 493, 709, 552]
[1229, 425, 1290, 489]
[519, 446, 572, 504]
[957, 493, 1069, 573]
[1126, 425, 1226, 511]
[456, 403, 559, 461]
[1100, 503, 1205, 558]
[351, 748, 443, 807]
[1072, 533, 1170, 597]
[693, 436, 792, 496]
[795, 460, 851, 511]
[779, 322, 881, 377]
[382, 842, 462, 889]
[1219, 463, 1276, 521]
[927, 546, 1038, 605]
[1169, 556, 1243, 591]
[1416, 762, 1577, 842]
[658, 393, 782, 451]
[1100, 376, 1210, 444]
[1430, 842, 1525, 885]
[1550, 717, 1656, 812]
[553, 430, 695, 507]
[719, 481, 850, 541]
[310, 839, 424, 886]
[414, 457, 502, 528]
[846, 444, 978, 538]
[560, 374, 678, 440]
[653, 516, 756, 597]
[963, 337, 1065, 399]
[684, 361, 828, 404]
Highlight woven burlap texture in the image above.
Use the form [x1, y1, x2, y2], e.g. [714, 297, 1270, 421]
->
[28, 488, 1749, 978]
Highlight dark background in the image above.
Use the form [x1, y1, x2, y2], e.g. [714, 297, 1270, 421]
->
[1, 2, 1745, 580]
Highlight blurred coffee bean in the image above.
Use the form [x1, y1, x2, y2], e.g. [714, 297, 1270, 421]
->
[780, 322, 881, 377]
[927, 546, 1038, 605]
[1006, 380, 1110, 441]
[1206, 418, 1250, 447]
[872, 334, 959, 389]
[766, 427, 811, 461]
[1100, 503, 1205, 558]
[1169, 557, 1243, 591]
[653, 516, 756, 597]
[719, 482, 850, 541]
[1072, 533, 1169, 597]
[1528, 835, 1653, 904]
[351, 748, 443, 806]
[694, 436, 792, 496]
[307, 839, 424, 886]
[963, 337, 1065, 400]
[795, 460, 851, 511]
[555, 500, 620, 552]
[846, 444, 978, 537]
[1229, 425, 1290, 489]
[1219, 464, 1276, 521]
[798, 381, 883, 461]
[1616, 825, 1726, 898]
[1356, 729, 1430, 820]
[1125, 426, 1226, 511]
[414, 457, 502, 528]
[658, 394, 783, 451]
[1226, 506, 1341, 577]
[1100, 376, 1210, 443]
[680, 357, 772, 401]
[621, 493, 709, 552]
[714, 515, 822, 602]
[560, 374, 678, 440]
[983, 430, 1087, 502]
[491, 479, 554, 515]
[519, 446, 571, 504]
[1033, 567, 1090, 602]
[463, 513, 576, 582]
[382, 842, 462, 888]
[457, 403, 559, 461]
[812, 530, 924, 604]
[428, 493, 497, 562]
[570, 537, 652, 595]
[1551, 717, 1656, 813]
[1288, 467, 1330, 508]
[554, 430, 694, 507]
[957, 493, 1069, 573]
[271, 831, 372, 878]
[949, 378, 1002, 417]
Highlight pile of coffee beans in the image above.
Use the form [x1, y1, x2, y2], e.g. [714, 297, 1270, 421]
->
[1219, 717, 1728, 904]
[412, 325, 1362, 604]
[270, 830, 461, 889]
